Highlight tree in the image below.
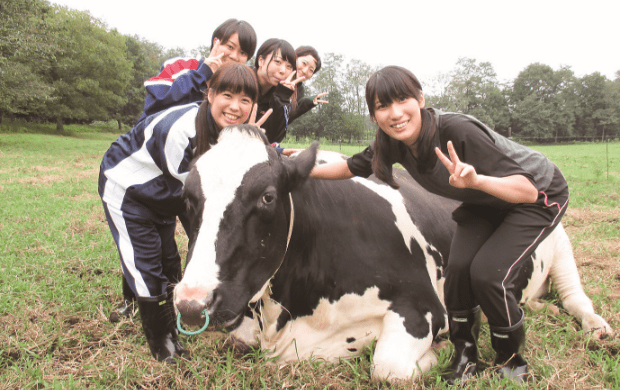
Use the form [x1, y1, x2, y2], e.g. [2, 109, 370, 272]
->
[425, 58, 510, 133]
[342, 59, 375, 116]
[599, 71, 620, 139]
[575, 72, 609, 139]
[511, 63, 577, 140]
[41, 6, 132, 131]
[288, 53, 347, 141]
[117, 35, 164, 129]
[0, 0, 56, 121]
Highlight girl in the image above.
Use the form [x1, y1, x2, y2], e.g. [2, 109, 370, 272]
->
[288, 46, 329, 124]
[306, 66, 568, 384]
[137, 18, 257, 123]
[99, 63, 268, 363]
[141, 37, 298, 145]
[252, 38, 300, 144]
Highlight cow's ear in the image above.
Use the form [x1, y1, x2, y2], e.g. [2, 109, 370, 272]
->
[282, 141, 318, 192]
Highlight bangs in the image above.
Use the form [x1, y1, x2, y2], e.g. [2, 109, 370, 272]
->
[256, 39, 297, 71]
[215, 19, 257, 57]
[213, 65, 259, 102]
[226, 22, 257, 57]
[366, 66, 423, 115]
[278, 42, 297, 70]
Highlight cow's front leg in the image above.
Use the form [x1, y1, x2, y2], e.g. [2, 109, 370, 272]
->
[548, 227, 614, 340]
[228, 310, 261, 351]
[372, 311, 436, 383]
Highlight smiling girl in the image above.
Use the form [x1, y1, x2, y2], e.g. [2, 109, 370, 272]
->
[252, 38, 299, 143]
[288, 46, 328, 124]
[305, 65, 570, 384]
[137, 18, 257, 123]
[99, 63, 266, 363]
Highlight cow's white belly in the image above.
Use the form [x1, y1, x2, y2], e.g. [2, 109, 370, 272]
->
[259, 286, 391, 362]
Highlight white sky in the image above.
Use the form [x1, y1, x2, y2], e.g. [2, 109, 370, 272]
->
[51, 0, 619, 86]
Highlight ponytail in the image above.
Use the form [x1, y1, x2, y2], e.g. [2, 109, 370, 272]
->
[195, 98, 215, 157]
[371, 128, 401, 189]
[415, 108, 438, 174]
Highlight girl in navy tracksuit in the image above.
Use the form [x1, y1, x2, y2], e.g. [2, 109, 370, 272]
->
[99, 63, 261, 362]
[137, 18, 257, 123]
[307, 66, 568, 384]
[111, 19, 258, 317]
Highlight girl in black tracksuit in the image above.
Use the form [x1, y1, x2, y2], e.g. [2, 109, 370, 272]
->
[307, 66, 568, 384]
[288, 46, 327, 125]
[252, 38, 298, 144]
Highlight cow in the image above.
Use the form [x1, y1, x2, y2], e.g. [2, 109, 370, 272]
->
[174, 124, 613, 383]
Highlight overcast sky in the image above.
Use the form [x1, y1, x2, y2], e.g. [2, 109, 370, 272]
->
[51, 0, 619, 86]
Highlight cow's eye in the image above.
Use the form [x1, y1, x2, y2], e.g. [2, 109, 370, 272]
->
[262, 193, 275, 204]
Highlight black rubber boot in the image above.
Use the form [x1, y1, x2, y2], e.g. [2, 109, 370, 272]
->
[109, 276, 137, 322]
[490, 310, 529, 383]
[441, 306, 482, 385]
[137, 291, 188, 363]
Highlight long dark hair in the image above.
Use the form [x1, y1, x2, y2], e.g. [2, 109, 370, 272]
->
[254, 38, 297, 73]
[195, 63, 259, 156]
[366, 66, 437, 189]
[290, 46, 321, 112]
[211, 19, 257, 59]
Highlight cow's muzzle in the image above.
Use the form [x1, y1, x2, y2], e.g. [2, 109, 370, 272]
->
[174, 285, 218, 327]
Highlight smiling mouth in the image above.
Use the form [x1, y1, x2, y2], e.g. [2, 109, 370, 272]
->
[392, 121, 408, 130]
[224, 113, 240, 122]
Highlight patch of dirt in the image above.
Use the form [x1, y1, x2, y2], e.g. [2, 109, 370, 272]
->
[18, 174, 65, 186]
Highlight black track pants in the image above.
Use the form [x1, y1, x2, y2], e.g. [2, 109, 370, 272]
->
[444, 167, 569, 328]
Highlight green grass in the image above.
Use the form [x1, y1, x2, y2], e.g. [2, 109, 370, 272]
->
[1, 130, 618, 389]
[532, 142, 620, 209]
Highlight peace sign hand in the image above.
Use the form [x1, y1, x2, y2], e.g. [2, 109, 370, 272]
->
[248, 103, 273, 133]
[435, 141, 480, 189]
[313, 92, 329, 105]
[280, 71, 306, 91]
[205, 39, 224, 72]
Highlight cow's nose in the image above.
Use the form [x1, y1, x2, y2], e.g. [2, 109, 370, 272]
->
[175, 291, 217, 326]
[176, 298, 208, 326]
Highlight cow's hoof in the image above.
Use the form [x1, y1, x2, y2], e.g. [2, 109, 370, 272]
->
[227, 336, 254, 354]
[582, 314, 614, 340]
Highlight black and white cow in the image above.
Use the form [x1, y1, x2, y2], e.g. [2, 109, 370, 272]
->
[174, 125, 613, 383]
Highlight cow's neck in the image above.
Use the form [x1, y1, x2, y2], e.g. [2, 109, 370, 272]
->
[249, 193, 294, 303]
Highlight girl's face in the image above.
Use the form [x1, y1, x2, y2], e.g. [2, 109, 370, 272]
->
[214, 33, 248, 64]
[372, 94, 425, 147]
[207, 89, 254, 129]
[296, 54, 317, 81]
[257, 49, 294, 88]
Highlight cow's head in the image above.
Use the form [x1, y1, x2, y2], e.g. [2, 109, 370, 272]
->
[174, 124, 317, 330]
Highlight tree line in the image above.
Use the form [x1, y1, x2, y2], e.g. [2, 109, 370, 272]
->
[293, 56, 620, 143]
[3, 0, 619, 141]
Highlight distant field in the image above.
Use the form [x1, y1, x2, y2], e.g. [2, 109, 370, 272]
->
[0, 132, 618, 389]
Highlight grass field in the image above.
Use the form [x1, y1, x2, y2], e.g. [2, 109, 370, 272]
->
[1, 128, 619, 389]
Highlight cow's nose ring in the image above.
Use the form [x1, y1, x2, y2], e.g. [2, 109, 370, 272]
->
[177, 309, 209, 336]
